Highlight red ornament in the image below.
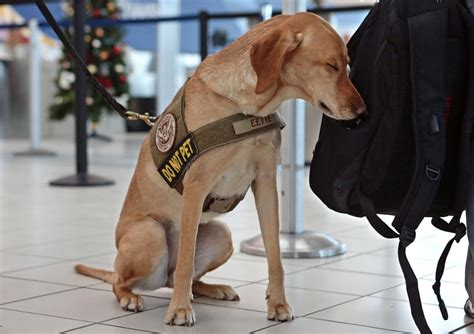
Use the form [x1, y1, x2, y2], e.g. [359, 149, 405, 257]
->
[93, 9, 102, 18]
[119, 74, 127, 82]
[98, 76, 113, 88]
[112, 46, 122, 56]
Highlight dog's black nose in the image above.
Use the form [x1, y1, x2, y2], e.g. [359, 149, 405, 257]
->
[339, 111, 368, 130]
[355, 104, 367, 116]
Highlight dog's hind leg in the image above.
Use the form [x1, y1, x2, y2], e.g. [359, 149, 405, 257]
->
[191, 220, 239, 301]
[166, 219, 238, 301]
[113, 217, 169, 312]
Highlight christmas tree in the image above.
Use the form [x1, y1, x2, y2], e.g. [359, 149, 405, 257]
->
[50, 0, 129, 126]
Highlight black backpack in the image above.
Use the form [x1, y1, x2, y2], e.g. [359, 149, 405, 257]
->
[309, 0, 474, 332]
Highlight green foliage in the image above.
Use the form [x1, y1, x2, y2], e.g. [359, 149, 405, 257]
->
[50, 0, 129, 123]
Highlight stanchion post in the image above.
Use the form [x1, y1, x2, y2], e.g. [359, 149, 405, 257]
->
[50, 0, 114, 187]
[14, 18, 56, 157]
[260, 3, 273, 20]
[241, 0, 346, 258]
[74, 0, 88, 176]
[157, 0, 180, 113]
[199, 11, 208, 61]
[280, 98, 305, 234]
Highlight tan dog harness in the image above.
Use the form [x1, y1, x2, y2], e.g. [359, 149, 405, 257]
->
[149, 84, 285, 214]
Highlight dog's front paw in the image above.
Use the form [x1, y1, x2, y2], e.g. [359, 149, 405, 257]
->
[165, 303, 195, 326]
[267, 301, 294, 322]
[119, 294, 144, 312]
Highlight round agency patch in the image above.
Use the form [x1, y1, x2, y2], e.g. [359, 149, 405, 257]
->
[155, 113, 177, 153]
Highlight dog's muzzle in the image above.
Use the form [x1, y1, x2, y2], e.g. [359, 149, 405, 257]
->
[338, 111, 368, 130]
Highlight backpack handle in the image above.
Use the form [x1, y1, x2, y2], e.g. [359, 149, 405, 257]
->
[358, 190, 399, 238]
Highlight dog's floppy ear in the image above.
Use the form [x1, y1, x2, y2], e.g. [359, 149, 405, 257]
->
[250, 28, 302, 95]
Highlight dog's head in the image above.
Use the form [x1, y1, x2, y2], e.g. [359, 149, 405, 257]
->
[250, 12, 366, 120]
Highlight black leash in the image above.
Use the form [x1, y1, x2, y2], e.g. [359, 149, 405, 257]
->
[35, 0, 156, 126]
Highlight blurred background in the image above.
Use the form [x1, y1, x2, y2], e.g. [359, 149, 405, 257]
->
[0, 0, 376, 161]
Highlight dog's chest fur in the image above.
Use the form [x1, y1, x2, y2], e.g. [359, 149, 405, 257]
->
[207, 131, 280, 208]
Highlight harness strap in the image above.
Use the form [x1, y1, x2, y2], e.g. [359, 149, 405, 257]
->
[203, 194, 245, 213]
[149, 85, 285, 214]
[194, 113, 284, 154]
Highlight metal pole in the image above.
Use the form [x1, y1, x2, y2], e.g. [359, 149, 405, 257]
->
[241, 0, 345, 258]
[50, 0, 113, 186]
[14, 19, 55, 157]
[74, 0, 88, 176]
[30, 18, 41, 151]
[158, 0, 180, 113]
[260, 3, 273, 20]
[280, 99, 305, 234]
[199, 11, 208, 61]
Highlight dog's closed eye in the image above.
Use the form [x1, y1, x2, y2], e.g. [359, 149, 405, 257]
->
[327, 63, 339, 71]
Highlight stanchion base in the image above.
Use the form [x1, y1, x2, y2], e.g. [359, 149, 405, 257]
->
[50, 174, 115, 187]
[240, 231, 346, 259]
[14, 148, 56, 157]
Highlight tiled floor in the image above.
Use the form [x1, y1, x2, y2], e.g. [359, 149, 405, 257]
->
[1, 135, 473, 333]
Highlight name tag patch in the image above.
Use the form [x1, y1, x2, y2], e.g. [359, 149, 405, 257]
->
[232, 114, 281, 135]
[158, 134, 199, 187]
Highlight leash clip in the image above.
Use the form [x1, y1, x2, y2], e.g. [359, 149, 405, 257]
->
[125, 111, 157, 127]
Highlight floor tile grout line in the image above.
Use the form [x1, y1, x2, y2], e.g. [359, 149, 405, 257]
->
[1, 249, 117, 263]
[201, 276, 256, 285]
[291, 274, 467, 333]
[300, 296, 364, 318]
[97, 323, 159, 333]
[83, 286, 174, 302]
[0, 249, 120, 277]
[250, 319, 291, 333]
[181, 302, 267, 314]
[251, 280, 364, 297]
[0, 259, 69, 276]
[0, 306, 95, 324]
[303, 315, 406, 333]
[189, 299, 268, 314]
[60, 323, 100, 334]
[99, 303, 172, 324]
[0, 287, 81, 307]
[1, 298, 169, 326]
[223, 257, 309, 269]
[306, 265, 409, 279]
[98, 323, 159, 333]
[0, 274, 99, 289]
[450, 321, 474, 333]
[62, 322, 158, 333]
[74, 251, 119, 261]
[0, 250, 81, 261]
[249, 265, 406, 288]
[368, 294, 465, 310]
[232, 251, 362, 268]
[366, 282, 407, 297]
[0, 274, 78, 288]
[250, 315, 404, 333]
[0, 232, 112, 252]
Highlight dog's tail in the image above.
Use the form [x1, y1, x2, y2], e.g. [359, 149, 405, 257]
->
[74, 264, 117, 285]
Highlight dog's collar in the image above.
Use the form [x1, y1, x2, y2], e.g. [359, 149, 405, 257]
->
[149, 83, 285, 214]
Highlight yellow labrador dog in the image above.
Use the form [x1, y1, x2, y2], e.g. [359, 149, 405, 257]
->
[75, 12, 365, 326]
